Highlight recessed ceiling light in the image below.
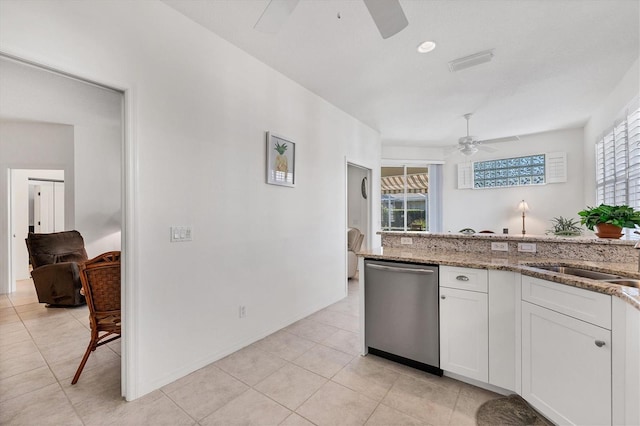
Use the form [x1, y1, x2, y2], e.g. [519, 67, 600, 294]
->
[417, 41, 436, 53]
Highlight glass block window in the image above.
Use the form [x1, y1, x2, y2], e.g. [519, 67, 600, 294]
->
[473, 154, 545, 189]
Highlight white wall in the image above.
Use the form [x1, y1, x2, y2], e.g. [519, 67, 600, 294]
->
[442, 127, 585, 235]
[0, 0, 380, 399]
[583, 58, 640, 205]
[382, 145, 445, 163]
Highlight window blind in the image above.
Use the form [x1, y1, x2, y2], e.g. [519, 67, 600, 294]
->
[595, 100, 640, 210]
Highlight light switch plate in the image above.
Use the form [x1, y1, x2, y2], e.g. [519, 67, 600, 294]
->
[491, 242, 509, 252]
[518, 242, 536, 253]
[170, 226, 192, 242]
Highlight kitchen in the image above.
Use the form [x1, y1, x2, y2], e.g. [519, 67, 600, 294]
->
[1, 0, 639, 422]
[357, 231, 640, 425]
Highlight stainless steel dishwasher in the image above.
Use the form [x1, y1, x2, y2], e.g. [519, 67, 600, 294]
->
[364, 259, 442, 376]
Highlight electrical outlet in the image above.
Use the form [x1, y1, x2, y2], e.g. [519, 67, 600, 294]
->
[518, 243, 537, 253]
[238, 305, 246, 318]
[491, 242, 509, 252]
[400, 237, 413, 245]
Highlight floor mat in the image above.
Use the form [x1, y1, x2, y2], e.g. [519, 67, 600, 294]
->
[476, 394, 553, 426]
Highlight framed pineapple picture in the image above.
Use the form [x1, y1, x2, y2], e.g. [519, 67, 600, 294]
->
[266, 132, 296, 187]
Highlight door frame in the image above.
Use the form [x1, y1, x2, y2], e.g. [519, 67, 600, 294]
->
[0, 51, 137, 400]
[345, 160, 372, 290]
[8, 171, 65, 288]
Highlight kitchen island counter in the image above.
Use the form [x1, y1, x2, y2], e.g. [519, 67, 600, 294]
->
[358, 247, 640, 310]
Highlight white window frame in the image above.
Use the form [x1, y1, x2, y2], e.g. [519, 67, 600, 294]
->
[380, 162, 443, 233]
[595, 99, 640, 211]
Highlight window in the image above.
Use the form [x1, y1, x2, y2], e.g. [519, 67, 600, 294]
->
[595, 101, 640, 210]
[473, 154, 546, 188]
[381, 166, 430, 232]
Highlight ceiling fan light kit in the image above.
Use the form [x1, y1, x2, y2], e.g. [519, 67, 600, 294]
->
[460, 145, 478, 156]
[448, 49, 495, 72]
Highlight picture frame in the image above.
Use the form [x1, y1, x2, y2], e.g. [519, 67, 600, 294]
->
[266, 132, 296, 187]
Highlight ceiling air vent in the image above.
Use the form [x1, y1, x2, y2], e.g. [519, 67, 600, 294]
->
[448, 49, 494, 72]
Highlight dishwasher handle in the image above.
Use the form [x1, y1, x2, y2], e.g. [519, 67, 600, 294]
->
[366, 263, 435, 275]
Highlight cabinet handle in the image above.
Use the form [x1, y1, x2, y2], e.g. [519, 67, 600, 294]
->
[595, 340, 606, 347]
[456, 275, 469, 281]
[440, 295, 446, 299]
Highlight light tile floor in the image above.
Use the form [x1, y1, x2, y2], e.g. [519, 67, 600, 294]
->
[0, 277, 500, 425]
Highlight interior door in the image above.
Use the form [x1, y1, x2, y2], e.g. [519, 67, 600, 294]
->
[53, 182, 65, 232]
[33, 181, 65, 233]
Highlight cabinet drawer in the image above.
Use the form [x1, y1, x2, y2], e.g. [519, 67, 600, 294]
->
[440, 266, 488, 292]
[521, 275, 611, 329]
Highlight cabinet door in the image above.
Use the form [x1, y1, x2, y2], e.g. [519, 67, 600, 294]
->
[440, 287, 488, 382]
[522, 301, 611, 426]
[488, 270, 519, 392]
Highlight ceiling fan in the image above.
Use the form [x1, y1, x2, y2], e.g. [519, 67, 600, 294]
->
[254, 0, 408, 39]
[447, 113, 520, 157]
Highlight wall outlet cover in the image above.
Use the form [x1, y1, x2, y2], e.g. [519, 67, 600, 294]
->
[518, 243, 537, 253]
[491, 242, 509, 252]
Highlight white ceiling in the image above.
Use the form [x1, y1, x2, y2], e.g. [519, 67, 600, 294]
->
[163, 0, 639, 147]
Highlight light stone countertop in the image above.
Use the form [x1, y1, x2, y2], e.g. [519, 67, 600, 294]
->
[358, 247, 640, 310]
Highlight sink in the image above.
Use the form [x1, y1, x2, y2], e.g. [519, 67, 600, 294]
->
[605, 279, 640, 288]
[529, 265, 622, 280]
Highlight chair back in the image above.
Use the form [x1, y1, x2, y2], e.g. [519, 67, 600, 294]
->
[25, 230, 88, 268]
[80, 251, 121, 332]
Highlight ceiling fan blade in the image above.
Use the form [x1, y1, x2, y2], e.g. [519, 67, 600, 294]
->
[363, 0, 408, 39]
[478, 145, 498, 153]
[254, 0, 300, 34]
[479, 136, 520, 144]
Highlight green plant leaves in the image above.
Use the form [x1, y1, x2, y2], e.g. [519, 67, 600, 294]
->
[578, 204, 640, 230]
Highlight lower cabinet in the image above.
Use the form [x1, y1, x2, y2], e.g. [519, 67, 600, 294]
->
[440, 286, 488, 382]
[522, 300, 612, 426]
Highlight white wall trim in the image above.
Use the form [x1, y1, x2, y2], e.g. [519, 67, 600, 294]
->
[122, 85, 138, 400]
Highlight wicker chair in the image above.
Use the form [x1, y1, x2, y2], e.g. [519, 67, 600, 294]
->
[71, 251, 121, 385]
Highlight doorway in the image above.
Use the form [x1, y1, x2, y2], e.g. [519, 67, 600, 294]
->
[9, 169, 65, 288]
[1, 54, 126, 396]
[347, 163, 372, 283]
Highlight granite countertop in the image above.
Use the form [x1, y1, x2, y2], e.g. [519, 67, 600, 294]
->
[359, 247, 640, 310]
[379, 231, 639, 246]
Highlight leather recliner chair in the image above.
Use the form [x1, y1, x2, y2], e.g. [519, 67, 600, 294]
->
[25, 230, 88, 306]
[347, 228, 364, 279]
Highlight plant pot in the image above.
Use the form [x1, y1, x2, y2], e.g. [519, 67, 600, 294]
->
[594, 223, 623, 239]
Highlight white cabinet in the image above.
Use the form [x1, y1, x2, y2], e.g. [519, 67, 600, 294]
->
[440, 266, 488, 382]
[522, 277, 612, 426]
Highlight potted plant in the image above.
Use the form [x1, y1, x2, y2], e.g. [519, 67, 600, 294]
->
[546, 216, 582, 236]
[410, 218, 426, 231]
[577, 204, 640, 238]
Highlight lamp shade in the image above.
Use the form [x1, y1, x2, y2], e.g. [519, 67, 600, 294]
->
[518, 200, 530, 212]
